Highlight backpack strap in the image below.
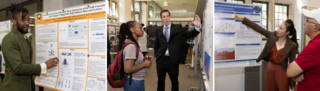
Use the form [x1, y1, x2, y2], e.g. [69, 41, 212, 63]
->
[122, 41, 139, 85]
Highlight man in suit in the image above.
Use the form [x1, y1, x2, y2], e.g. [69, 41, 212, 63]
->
[154, 9, 201, 91]
[0, 5, 58, 91]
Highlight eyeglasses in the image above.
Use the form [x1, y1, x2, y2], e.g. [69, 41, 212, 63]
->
[305, 17, 319, 25]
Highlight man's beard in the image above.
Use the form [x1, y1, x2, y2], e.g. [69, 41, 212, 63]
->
[17, 22, 28, 34]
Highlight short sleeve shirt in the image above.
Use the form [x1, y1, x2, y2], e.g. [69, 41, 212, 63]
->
[122, 40, 146, 80]
[296, 34, 320, 91]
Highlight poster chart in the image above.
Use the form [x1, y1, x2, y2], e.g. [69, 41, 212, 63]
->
[214, 1, 262, 69]
[0, 20, 11, 74]
[34, 2, 106, 91]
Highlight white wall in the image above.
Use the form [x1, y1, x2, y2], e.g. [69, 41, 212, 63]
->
[294, 0, 307, 51]
[142, 2, 147, 27]
[307, 0, 320, 8]
[119, 0, 132, 22]
[43, 0, 63, 12]
[43, 0, 84, 12]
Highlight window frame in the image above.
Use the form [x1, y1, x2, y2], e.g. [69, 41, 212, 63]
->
[135, 13, 140, 22]
[134, 2, 140, 12]
[107, 0, 110, 15]
[252, 1, 269, 30]
[274, 3, 289, 31]
[112, 1, 117, 17]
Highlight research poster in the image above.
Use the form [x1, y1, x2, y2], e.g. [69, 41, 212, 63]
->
[0, 20, 11, 74]
[202, 0, 213, 80]
[214, 2, 262, 69]
[34, 2, 106, 91]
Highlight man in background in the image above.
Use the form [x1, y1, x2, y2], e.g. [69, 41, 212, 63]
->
[181, 25, 190, 64]
[138, 28, 148, 57]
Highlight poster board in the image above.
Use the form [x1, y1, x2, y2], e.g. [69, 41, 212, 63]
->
[34, 2, 106, 91]
[0, 20, 11, 74]
[214, 1, 262, 69]
[202, 0, 213, 81]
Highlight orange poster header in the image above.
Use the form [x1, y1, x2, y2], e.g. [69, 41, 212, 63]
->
[35, 2, 105, 25]
[35, 11, 105, 25]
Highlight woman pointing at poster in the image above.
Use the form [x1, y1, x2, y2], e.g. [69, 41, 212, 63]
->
[233, 11, 299, 91]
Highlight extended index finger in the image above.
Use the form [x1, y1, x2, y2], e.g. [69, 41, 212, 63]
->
[233, 11, 236, 15]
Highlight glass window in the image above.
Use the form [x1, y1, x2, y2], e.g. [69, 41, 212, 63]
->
[112, 2, 116, 16]
[252, 1, 268, 30]
[274, 4, 289, 31]
[135, 2, 140, 12]
[135, 13, 140, 22]
[149, 6, 153, 18]
[157, 22, 163, 26]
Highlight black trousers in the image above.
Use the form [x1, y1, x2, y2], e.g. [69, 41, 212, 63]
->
[156, 56, 179, 91]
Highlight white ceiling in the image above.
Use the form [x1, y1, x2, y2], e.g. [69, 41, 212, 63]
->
[0, 0, 29, 10]
[153, 0, 198, 18]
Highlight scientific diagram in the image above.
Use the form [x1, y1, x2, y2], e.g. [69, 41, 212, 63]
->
[215, 20, 235, 32]
[239, 23, 251, 31]
[68, 22, 88, 40]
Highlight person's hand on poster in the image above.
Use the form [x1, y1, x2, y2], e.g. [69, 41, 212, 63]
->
[191, 15, 201, 28]
[45, 57, 59, 69]
[233, 11, 245, 21]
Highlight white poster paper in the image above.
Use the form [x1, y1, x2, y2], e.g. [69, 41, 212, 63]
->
[57, 49, 88, 91]
[89, 17, 106, 55]
[0, 20, 11, 74]
[214, 2, 262, 69]
[86, 77, 105, 91]
[88, 56, 105, 78]
[35, 75, 58, 88]
[59, 19, 88, 48]
[36, 42, 58, 76]
[36, 23, 58, 41]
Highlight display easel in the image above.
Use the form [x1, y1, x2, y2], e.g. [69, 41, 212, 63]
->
[189, 29, 204, 91]
[214, 1, 263, 91]
[188, 35, 201, 78]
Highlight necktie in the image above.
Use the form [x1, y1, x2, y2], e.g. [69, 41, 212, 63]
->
[165, 27, 169, 42]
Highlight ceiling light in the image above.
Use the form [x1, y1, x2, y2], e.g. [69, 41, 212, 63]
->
[163, 0, 168, 7]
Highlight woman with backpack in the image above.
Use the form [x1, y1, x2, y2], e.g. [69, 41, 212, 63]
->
[233, 11, 299, 91]
[119, 21, 153, 91]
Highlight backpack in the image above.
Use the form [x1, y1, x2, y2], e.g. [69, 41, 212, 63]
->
[107, 41, 139, 88]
